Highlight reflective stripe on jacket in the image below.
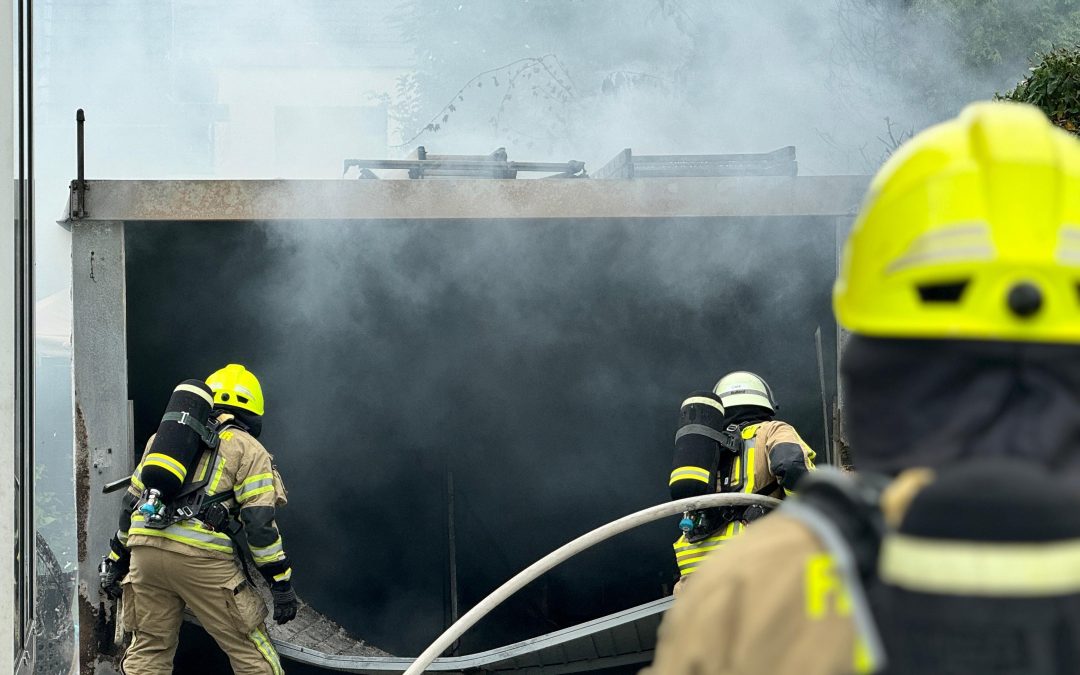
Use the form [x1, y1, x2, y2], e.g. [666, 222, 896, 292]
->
[673, 522, 744, 577]
[127, 511, 235, 554]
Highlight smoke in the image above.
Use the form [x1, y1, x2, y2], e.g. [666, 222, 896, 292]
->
[36, 0, 1073, 666]
[386, 0, 1022, 173]
[125, 214, 838, 654]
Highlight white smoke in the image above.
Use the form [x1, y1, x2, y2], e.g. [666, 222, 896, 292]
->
[33, 0, 1066, 661]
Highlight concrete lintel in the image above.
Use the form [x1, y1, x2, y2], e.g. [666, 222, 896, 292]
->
[72, 221, 129, 675]
[62, 176, 869, 223]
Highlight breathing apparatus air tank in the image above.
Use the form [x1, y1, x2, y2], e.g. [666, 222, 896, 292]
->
[137, 379, 219, 524]
[669, 391, 728, 537]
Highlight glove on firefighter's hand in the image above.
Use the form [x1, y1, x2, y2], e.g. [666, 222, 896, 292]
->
[99, 556, 127, 600]
[270, 581, 298, 625]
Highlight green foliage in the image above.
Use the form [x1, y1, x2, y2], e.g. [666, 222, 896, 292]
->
[912, 0, 1080, 72]
[35, 464, 76, 571]
[999, 46, 1080, 134]
[829, 0, 1080, 164]
[836, 0, 1080, 122]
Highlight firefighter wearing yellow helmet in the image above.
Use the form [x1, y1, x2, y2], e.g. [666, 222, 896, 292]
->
[646, 102, 1080, 675]
[668, 373, 815, 592]
[711, 371, 815, 496]
[103, 364, 295, 675]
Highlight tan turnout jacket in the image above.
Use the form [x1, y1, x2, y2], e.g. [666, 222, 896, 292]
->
[651, 469, 936, 674]
[122, 420, 289, 575]
[652, 513, 863, 675]
[672, 420, 817, 584]
[741, 420, 816, 498]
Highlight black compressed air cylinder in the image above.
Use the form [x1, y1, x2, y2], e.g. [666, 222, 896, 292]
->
[140, 379, 215, 500]
[669, 391, 725, 501]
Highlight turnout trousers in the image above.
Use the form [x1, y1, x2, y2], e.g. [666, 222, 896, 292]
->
[120, 546, 283, 675]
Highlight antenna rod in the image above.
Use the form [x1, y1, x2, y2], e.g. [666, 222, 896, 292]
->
[73, 109, 86, 218]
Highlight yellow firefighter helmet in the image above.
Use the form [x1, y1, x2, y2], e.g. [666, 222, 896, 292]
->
[834, 101, 1080, 344]
[712, 371, 776, 412]
[206, 364, 265, 416]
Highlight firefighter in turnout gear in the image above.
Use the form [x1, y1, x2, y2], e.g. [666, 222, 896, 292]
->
[669, 374, 815, 592]
[644, 102, 1080, 675]
[101, 364, 296, 675]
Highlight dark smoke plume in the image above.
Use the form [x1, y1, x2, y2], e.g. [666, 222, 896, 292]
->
[125, 214, 836, 655]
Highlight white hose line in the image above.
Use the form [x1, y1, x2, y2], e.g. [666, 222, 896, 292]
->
[404, 492, 781, 675]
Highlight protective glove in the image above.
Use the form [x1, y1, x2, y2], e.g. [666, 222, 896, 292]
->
[270, 581, 298, 625]
[99, 556, 127, 600]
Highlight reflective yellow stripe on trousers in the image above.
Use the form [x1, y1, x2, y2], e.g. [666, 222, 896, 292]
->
[249, 626, 284, 675]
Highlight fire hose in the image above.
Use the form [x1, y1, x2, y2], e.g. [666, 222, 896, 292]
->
[404, 492, 780, 675]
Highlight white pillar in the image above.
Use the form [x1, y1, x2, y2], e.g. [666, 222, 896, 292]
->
[72, 221, 129, 675]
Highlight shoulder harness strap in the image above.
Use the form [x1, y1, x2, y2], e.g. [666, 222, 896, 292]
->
[729, 422, 775, 494]
[674, 423, 741, 453]
[161, 410, 221, 449]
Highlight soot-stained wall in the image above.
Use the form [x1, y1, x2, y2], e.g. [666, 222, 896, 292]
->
[124, 216, 837, 658]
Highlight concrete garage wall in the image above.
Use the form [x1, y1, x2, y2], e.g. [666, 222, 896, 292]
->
[71, 175, 867, 671]
[122, 214, 840, 658]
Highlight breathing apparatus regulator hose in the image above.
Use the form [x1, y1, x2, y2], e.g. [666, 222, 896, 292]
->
[403, 492, 780, 675]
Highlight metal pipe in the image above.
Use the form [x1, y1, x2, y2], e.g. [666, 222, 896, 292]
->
[74, 109, 86, 218]
[343, 158, 584, 175]
[404, 492, 780, 675]
[815, 325, 832, 465]
[447, 469, 459, 631]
